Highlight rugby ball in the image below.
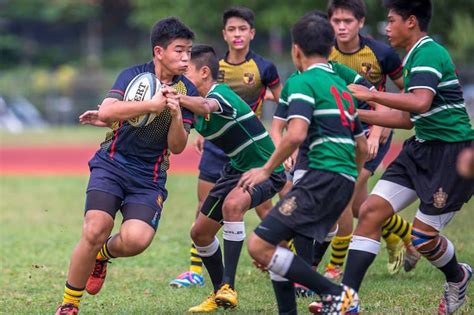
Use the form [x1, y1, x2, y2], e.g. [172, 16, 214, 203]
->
[124, 72, 161, 127]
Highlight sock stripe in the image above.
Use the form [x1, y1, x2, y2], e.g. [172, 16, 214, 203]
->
[383, 217, 397, 230]
[191, 261, 203, 266]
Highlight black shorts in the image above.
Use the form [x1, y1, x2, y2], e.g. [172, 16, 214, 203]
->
[381, 137, 473, 215]
[201, 163, 286, 223]
[258, 170, 354, 243]
[198, 140, 229, 183]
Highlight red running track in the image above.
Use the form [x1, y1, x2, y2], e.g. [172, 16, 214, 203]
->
[0, 144, 401, 176]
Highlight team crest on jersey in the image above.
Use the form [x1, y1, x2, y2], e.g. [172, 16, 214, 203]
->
[360, 62, 373, 77]
[279, 196, 297, 216]
[243, 72, 255, 86]
[433, 188, 448, 208]
[204, 113, 210, 121]
[218, 70, 225, 82]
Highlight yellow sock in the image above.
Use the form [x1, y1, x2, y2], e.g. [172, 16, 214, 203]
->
[288, 239, 297, 254]
[190, 244, 203, 274]
[382, 214, 412, 245]
[96, 238, 114, 261]
[329, 234, 352, 267]
[62, 282, 84, 307]
[382, 230, 401, 249]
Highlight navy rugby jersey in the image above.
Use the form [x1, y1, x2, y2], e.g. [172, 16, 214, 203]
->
[330, 35, 403, 91]
[204, 50, 280, 157]
[96, 61, 197, 182]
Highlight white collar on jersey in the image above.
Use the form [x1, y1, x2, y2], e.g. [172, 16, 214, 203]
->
[402, 35, 433, 66]
[306, 63, 334, 73]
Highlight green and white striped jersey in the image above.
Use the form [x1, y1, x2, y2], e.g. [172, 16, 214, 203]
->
[403, 36, 473, 142]
[194, 83, 283, 173]
[283, 63, 365, 179]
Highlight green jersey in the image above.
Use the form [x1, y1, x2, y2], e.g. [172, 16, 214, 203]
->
[194, 83, 283, 173]
[283, 63, 365, 179]
[403, 36, 473, 142]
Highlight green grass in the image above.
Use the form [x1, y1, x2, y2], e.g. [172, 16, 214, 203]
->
[0, 174, 473, 314]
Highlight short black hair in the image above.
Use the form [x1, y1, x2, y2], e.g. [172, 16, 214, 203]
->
[150, 17, 195, 56]
[223, 6, 255, 28]
[383, 0, 432, 32]
[302, 10, 328, 20]
[191, 44, 219, 80]
[291, 15, 335, 58]
[327, 0, 366, 20]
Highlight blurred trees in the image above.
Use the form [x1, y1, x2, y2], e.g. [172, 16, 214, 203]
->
[1, 0, 474, 68]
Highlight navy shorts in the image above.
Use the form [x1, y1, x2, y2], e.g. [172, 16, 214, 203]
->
[364, 132, 393, 174]
[201, 163, 286, 223]
[198, 140, 230, 183]
[85, 154, 167, 230]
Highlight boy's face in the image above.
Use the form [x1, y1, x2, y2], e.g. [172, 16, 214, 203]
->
[155, 38, 192, 75]
[185, 62, 205, 96]
[222, 17, 255, 51]
[385, 10, 410, 48]
[330, 8, 364, 45]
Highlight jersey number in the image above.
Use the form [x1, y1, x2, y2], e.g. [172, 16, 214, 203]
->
[330, 85, 355, 131]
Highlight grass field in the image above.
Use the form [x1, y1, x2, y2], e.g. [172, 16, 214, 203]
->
[0, 127, 472, 314]
[1, 173, 473, 314]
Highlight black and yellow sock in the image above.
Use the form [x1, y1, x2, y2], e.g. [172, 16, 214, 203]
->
[96, 237, 115, 261]
[190, 243, 203, 274]
[382, 230, 401, 249]
[62, 282, 84, 307]
[329, 234, 352, 267]
[382, 214, 411, 245]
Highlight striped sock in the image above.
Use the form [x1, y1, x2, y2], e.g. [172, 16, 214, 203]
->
[189, 243, 203, 274]
[382, 230, 401, 249]
[62, 282, 84, 307]
[329, 234, 352, 267]
[96, 237, 115, 261]
[382, 215, 412, 245]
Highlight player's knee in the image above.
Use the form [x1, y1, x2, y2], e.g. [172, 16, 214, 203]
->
[82, 220, 111, 248]
[222, 199, 245, 221]
[120, 229, 153, 255]
[247, 233, 262, 260]
[358, 201, 386, 227]
[190, 225, 213, 246]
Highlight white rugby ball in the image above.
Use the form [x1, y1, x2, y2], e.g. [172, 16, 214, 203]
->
[124, 72, 161, 127]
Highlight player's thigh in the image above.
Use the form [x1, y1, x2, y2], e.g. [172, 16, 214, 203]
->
[118, 218, 156, 250]
[255, 199, 273, 220]
[222, 186, 252, 220]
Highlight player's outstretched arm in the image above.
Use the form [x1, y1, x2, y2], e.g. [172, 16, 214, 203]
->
[179, 95, 219, 116]
[166, 95, 188, 154]
[358, 109, 413, 129]
[348, 84, 434, 114]
[238, 118, 308, 191]
[97, 93, 167, 123]
[79, 109, 111, 128]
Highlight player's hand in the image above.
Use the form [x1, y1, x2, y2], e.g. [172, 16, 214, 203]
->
[348, 84, 373, 101]
[366, 132, 380, 161]
[161, 85, 178, 97]
[79, 109, 109, 127]
[283, 156, 294, 171]
[238, 167, 272, 193]
[457, 147, 474, 178]
[150, 90, 167, 113]
[166, 94, 182, 118]
[193, 134, 205, 155]
[380, 127, 392, 145]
